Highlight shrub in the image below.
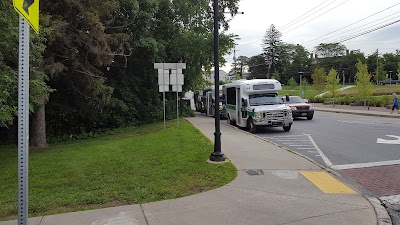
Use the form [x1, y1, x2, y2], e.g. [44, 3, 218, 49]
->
[308, 96, 324, 103]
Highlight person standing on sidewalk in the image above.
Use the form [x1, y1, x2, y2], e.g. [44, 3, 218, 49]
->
[391, 93, 399, 114]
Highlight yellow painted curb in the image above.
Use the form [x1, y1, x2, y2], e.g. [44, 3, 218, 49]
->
[301, 171, 357, 194]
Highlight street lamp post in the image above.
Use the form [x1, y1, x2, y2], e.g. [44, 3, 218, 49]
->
[342, 71, 345, 86]
[389, 71, 393, 89]
[298, 71, 304, 98]
[209, 0, 225, 162]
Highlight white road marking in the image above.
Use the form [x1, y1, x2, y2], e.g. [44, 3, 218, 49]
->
[269, 135, 306, 139]
[305, 134, 333, 167]
[274, 138, 309, 141]
[306, 150, 318, 152]
[282, 141, 310, 144]
[288, 145, 314, 147]
[377, 135, 400, 145]
[332, 160, 400, 170]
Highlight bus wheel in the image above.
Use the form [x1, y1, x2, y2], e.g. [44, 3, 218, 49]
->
[283, 124, 291, 132]
[227, 114, 234, 125]
[248, 119, 257, 133]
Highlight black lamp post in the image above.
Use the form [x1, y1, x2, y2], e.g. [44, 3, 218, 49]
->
[209, 0, 225, 162]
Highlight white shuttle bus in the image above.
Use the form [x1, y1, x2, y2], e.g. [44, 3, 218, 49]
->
[223, 79, 293, 133]
[203, 85, 224, 117]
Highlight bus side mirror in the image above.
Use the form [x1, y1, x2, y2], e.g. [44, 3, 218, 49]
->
[285, 95, 289, 102]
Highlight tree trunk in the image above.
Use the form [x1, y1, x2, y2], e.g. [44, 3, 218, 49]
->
[30, 96, 48, 148]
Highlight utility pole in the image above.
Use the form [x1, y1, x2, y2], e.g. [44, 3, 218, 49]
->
[298, 71, 304, 98]
[376, 49, 379, 84]
[342, 70, 345, 86]
[233, 49, 239, 79]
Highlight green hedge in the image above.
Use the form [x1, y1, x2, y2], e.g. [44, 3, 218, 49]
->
[311, 95, 393, 107]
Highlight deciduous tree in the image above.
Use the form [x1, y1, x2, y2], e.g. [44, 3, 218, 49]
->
[355, 60, 374, 107]
[311, 67, 326, 93]
[326, 69, 340, 106]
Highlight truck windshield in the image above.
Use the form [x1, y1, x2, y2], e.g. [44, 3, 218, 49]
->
[249, 94, 280, 106]
[288, 96, 304, 103]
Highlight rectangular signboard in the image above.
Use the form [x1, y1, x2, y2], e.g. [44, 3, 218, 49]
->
[158, 70, 170, 85]
[159, 85, 169, 92]
[154, 63, 186, 69]
[171, 85, 182, 92]
[170, 71, 184, 85]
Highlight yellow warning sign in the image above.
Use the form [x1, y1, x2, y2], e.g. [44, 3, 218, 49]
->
[13, 0, 39, 33]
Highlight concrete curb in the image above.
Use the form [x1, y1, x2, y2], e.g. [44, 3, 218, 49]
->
[314, 108, 400, 119]
[367, 197, 392, 225]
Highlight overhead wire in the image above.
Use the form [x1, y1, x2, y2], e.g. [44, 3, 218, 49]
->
[335, 19, 400, 43]
[304, 12, 400, 48]
[279, 0, 334, 30]
[302, 2, 400, 45]
[283, 0, 350, 34]
[237, 0, 338, 50]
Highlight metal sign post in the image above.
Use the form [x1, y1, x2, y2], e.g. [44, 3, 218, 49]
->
[156, 68, 170, 129]
[18, 17, 30, 225]
[155, 63, 185, 129]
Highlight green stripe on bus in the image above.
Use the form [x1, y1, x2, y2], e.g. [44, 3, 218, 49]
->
[226, 105, 236, 110]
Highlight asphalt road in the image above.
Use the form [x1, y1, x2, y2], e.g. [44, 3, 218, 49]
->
[255, 111, 400, 169]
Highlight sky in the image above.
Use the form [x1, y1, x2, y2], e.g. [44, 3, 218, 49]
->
[221, 0, 400, 72]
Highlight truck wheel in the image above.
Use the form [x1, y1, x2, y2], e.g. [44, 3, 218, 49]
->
[307, 115, 313, 120]
[248, 119, 257, 133]
[283, 124, 291, 132]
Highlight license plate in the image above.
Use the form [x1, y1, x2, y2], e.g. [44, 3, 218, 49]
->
[301, 113, 307, 116]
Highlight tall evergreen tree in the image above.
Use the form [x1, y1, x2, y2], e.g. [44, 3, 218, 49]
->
[262, 24, 282, 78]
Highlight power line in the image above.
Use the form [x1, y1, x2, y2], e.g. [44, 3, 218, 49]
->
[305, 12, 400, 48]
[335, 19, 400, 43]
[280, 0, 334, 30]
[302, 2, 400, 45]
[237, 1, 336, 51]
[283, 0, 350, 34]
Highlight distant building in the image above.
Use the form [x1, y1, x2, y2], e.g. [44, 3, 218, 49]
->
[204, 70, 228, 83]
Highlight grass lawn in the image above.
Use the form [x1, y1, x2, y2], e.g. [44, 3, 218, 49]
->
[0, 119, 237, 221]
[281, 86, 324, 99]
[282, 84, 400, 99]
[329, 84, 400, 97]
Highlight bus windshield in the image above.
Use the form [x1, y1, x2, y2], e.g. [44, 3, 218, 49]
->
[249, 93, 281, 106]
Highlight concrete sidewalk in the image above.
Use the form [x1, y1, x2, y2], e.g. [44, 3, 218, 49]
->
[1, 114, 380, 225]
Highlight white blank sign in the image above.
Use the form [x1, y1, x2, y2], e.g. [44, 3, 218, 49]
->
[170, 71, 184, 85]
[171, 85, 182, 92]
[159, 85, 169, 92]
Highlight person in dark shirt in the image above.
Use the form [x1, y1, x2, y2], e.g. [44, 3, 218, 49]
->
[391, 93, 399, 114]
